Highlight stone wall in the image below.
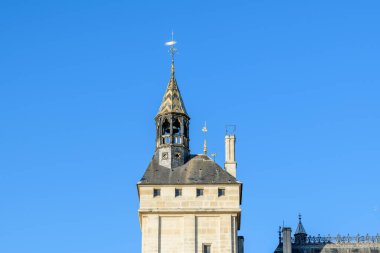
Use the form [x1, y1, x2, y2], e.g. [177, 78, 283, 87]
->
[141, 214, 238, 253]
[138, 185, 241, 210]
[138, 184, 241, 253]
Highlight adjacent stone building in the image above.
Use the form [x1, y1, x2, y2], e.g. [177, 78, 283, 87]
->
[137, 56, 244, 253]
[274, 216, 380, 253]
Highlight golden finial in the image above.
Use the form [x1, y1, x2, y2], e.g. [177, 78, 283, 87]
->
[202, 122, 208, 155]
[165, 31, 177, 75]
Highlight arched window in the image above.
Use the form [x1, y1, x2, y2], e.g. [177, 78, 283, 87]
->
[162, 118, 170, 135]
[173, 118, 182, 144]
[183, 120, 188, 137]
[173, 118, 181, 134]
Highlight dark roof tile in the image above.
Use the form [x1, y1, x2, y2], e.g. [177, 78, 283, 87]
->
[138, 154, 238, 185]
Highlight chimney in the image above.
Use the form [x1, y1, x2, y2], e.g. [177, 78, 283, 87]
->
[282, 227, 292, 253]
[237, 236, 244, 253]
[225, 134, 237, 177]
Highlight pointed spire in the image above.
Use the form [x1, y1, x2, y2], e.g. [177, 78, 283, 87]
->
[157, 34, 188, 117]
[154, 33, 190, 169]
[295, 214, 307, 235]
[157, 62, 188, 116]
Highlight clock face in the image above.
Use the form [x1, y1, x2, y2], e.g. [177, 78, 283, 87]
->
[162, 152, 168, 160]
[175, 153, 181, 159]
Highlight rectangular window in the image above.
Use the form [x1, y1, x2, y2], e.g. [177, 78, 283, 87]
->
[218, 188, 225, 197]
[196, 188, 204, 197]
[175, 188, 182, 197]
[203, 244, 211, 253]
[153, 188, 160, 197]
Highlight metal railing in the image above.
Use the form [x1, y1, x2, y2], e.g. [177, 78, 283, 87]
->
[281, 234, 380, 244]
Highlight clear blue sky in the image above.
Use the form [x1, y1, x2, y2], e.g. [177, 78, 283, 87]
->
[1, 1, 379, 252]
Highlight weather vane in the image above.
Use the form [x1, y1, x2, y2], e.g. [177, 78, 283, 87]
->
[164, 31, 178, 61]
[202, 122, 208, 155]
[211, 153, 217, 162]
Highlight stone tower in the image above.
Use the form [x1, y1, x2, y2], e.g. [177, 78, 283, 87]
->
[294, 215, 307, 244]
[137, 46, 244, 253]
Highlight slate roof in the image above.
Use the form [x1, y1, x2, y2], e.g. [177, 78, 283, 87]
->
[295, 221, 307, 235]
[274, 244, 380, 253]
[138, 154, 238, 185]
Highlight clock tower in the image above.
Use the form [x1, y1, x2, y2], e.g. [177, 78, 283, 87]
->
[154, 60, 190, 169]
[137, 39, 244, 253]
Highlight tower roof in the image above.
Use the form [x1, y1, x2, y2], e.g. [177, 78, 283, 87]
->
[157, 61, 188, 116]
[138, 154, 238, 185]
[295, 214, 307, 235]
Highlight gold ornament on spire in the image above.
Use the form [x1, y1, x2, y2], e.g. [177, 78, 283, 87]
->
[157, 32, 188, 116]
[202, 122, 208, 155]
[165, 31, 177, 73]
